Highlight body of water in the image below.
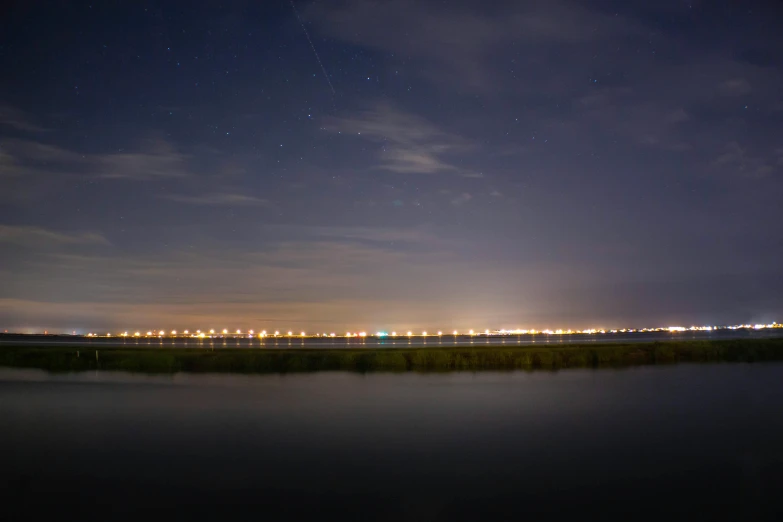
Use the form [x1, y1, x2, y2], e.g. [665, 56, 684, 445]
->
[2, 364, 783, 521]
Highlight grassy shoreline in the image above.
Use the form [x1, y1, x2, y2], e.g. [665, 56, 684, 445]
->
[1, 338, 783, 375]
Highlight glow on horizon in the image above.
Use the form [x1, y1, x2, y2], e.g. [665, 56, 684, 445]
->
[19, 321, 782, 337]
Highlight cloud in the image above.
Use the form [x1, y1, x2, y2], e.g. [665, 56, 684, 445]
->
[712, 142, 778, 179]
[0, 137, 191, 180]
[0, 225, 109, 246]
[0, 105, 48, 133]
[0, 233, 465, 322]
[326, 103, 478, 176]
[308, 0, 639, 91]
[96, 138, 191, 179]
[573, 90, 694, 151]
[450, 193, 472, 206]
[718, 78, 752, 96]
[159, 193, 270, 206]
[270, 224, 446, 249]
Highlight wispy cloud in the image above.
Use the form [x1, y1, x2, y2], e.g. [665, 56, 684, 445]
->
[326, 103, 478, 176]
[309, 0, 639, 91]
[450, 193, 472, 206]
[0, 137, 191, 180]
[0, 225, 109, 246]
[718, 78, 752, 96]
[0, 105, 49, 133]
[159, 193, 270, 206]
[273, 224, 442, 247]
[712, 142, 778, 179]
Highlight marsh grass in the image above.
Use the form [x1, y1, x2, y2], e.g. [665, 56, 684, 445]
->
[1, 339, 782, 375]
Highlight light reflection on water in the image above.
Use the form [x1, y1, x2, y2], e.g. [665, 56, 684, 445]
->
[2, 365, 783, 521]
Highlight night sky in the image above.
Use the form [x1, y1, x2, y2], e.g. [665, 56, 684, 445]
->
[1, 1, 782, 333]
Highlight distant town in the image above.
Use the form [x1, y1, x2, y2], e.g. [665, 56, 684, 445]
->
[6, 322, 780, 339]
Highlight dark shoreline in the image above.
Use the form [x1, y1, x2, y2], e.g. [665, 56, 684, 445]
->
[2, 338, 783, 375]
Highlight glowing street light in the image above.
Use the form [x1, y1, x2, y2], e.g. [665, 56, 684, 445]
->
[171, 330, 177, 335]
[422, 331, 427, 336]
[453, 330, 458, 335]
[274, 331, 280, 336]
[236, 329, 241, 334]
[437, 331, 442, 336]
[134, 332, 140, 337]
[249, 330, 254, 335]
[469, 329, 474, 335]
[159, 330, 165, 336]
[301, 331, 306, 337]
[288, 331, 293, 336]
[210, 329, 215, 334]
[147, 331, 153, 336]
[222, 329, 228, 334]
[407, 331, 412, 336]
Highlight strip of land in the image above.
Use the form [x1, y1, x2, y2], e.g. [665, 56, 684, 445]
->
[1, 339, 783, 374]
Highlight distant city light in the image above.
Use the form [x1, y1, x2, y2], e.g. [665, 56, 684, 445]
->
[55, 320, 783, 341]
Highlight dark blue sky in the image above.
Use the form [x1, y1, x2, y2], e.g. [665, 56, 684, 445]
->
[1, 0, 782, 333]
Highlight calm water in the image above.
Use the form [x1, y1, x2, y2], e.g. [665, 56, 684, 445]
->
[2, 365, 783, 521]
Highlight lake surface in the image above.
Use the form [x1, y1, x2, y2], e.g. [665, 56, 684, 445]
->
[2, 364, 783, 521]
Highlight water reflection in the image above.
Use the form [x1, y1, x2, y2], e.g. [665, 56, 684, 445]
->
[2, 365, 783, 521]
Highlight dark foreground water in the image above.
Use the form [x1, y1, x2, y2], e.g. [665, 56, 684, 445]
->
[2, 365, 783, 521]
